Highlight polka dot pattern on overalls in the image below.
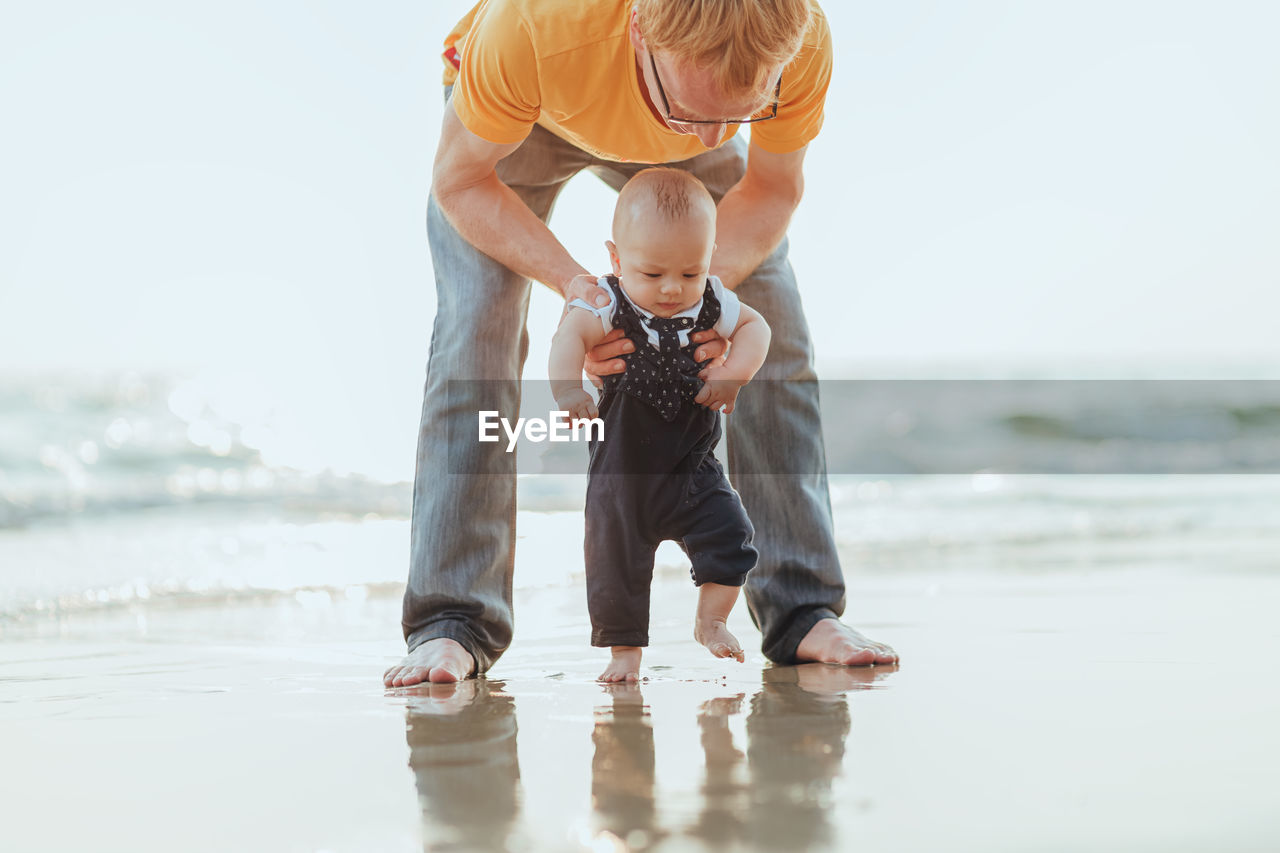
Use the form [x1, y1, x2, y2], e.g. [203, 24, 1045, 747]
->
[603, 276, 721, 422]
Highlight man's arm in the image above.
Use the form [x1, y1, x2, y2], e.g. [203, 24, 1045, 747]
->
[433, 103, 589, 297]
[710, 141, 807, 290]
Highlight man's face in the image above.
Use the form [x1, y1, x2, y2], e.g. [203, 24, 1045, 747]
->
[629, 12, 781, 150]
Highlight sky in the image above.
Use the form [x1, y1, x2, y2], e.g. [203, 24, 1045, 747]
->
[2, 1, 1278, 445]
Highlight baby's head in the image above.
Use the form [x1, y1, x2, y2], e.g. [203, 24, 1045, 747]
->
[607, 168, 717, 318]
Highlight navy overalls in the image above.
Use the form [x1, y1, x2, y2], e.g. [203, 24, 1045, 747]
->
[584, 275, 758, 648]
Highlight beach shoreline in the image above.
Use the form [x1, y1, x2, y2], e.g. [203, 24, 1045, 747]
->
[4, 552, 1278, 852]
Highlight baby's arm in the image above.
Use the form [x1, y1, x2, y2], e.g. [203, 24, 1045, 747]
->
[550, 307, 610, 421]
[696, 304, 771, 414]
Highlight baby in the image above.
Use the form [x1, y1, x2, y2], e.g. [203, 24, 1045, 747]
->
[549, 167, 772, 682]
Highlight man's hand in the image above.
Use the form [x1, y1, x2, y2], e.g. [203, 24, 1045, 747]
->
[554, 387, 599, 423]
[695, 365, 749, 414]
[561, 274, 612, 317]
[561, 274, 629, 388]
[691, 329, 730, 370]
[583, 327, 730, 388]
[583, 329, 632, 387]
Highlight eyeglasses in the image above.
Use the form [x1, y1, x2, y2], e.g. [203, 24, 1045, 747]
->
[648, 53, 780, 125]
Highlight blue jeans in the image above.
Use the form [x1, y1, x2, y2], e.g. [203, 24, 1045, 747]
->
[403, 110, 847, 673]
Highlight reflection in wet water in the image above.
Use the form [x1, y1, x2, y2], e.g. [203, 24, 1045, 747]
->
[739, 668, 856, 851]
[404, 680, 521, 852]
[690, 693, 748, 846]
[591, 684, 661, 849]
[592, 667, 872, 851]
[402, 665, 892, 851]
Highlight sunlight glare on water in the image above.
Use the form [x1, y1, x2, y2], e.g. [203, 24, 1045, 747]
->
[165, 369, 416, 482]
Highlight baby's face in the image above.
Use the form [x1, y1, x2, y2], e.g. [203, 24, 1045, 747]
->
[608, 213, 716, 318]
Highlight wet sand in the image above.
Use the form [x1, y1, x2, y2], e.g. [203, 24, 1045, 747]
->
[3, 564, 1279, 852]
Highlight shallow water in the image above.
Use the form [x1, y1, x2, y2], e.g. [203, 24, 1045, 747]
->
[5, 371, 1280, 850]
[4, 561, 1278, 852]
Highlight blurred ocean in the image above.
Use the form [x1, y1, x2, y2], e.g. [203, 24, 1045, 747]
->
[2, 370, 1278, 624]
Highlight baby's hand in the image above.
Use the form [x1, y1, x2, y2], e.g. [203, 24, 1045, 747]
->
[695, 366, 748, 414]
[555, 387, 599, 424]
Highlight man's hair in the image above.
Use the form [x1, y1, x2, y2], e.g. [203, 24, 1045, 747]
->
[637, 0, 812, 96]
[614, 168, 716, 234]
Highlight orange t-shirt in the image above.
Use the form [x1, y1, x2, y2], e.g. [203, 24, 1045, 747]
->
[441, 0, 832, 164]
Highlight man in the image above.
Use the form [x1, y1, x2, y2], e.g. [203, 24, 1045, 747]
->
[383, 0, 899, 687]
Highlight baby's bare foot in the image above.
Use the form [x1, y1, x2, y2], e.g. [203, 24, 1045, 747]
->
[695, 619, 745, 662]
[598, 646, 643, 682]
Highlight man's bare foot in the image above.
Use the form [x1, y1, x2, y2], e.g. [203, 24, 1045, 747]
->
[383, 638, 476, 688]
[795, 618, 898, 666]
[695, 618, 745, 662]
[598, 646, 643, 682]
